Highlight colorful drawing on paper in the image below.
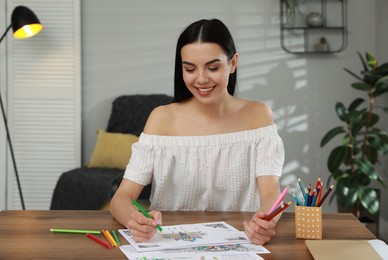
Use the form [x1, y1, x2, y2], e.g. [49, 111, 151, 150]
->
[161, 231, 206, 242]
[119, 221, 250, 252]
[193, 244, 245, 252]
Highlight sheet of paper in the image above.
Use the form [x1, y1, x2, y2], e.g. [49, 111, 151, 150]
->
[119, 244, 264, 260]
[119, 221, 250, 252]
[369, 239, 388, 259]
[305, 239, 383, 260]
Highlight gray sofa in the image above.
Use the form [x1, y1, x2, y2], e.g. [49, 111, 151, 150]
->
[50, 94, 173, 210]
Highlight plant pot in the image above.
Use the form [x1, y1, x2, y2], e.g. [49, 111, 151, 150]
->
[336, 189, 380, 237]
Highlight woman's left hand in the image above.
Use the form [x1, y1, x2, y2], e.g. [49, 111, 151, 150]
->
[243, 211, 276, 245]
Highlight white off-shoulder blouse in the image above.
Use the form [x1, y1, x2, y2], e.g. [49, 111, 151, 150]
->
[123, 124, 285, 212]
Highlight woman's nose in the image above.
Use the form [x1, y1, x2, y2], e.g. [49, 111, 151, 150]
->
[197, 71, 209, 84]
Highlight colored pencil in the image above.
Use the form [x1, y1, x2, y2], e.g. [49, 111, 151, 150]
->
[307, 190, 313, 206]
[111, 230, 121, 246]
[133, 200, 163, 232]
[292, 192, 302, 206]
[267, 184, 289, 214]
[315, 185, 322, 206]
[317, 184, 335, 207]
[265, 201, 292, 221]
[311, 189, 318, 207]
[314, 176, 321, 190]
[86, 233, 111, 249]
[297, 177, 307, 200]
[101, 229, 115, 247]
[307, 184, 311, 195]
[50, 228, 101, 234]
[106, 229, 118, 247]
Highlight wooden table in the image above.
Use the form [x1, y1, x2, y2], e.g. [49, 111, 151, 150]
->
[0, 210, 375, 259]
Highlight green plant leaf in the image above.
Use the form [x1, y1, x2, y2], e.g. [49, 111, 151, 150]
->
[358, 51, 368, 72]
[366, 52, 377, 68]
[354, 158, 378, 180]
[348, 98, 365, 111]
[328, 146, 349, 173]
[368, 136, 388, 155]
[377, 133, 388, 144]
[352, 82, 372, 91]
[344, 68, 364, 82]
[358, 187, 379, 215]
[350, 110, 367, 135]
[364, 144, 378, 164]
[374, 74, 388, 84]
[320, 126, 345, 147]
[335, 102, 348, 122]
[377, 176, 387, 189]
[369, 113, 380, 127]
[375, 62, 388, 74]
[331, 169, 349, 181]
[373, 79, 388, 97]
[335, 177, 358, 208]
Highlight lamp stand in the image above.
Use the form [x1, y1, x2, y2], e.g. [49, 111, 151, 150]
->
[0, 26, 26, 209]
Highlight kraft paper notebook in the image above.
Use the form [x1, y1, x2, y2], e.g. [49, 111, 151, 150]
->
[305, 239, 388, 260]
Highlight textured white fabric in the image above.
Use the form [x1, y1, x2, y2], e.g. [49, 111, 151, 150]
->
[124, 124, 285, 212]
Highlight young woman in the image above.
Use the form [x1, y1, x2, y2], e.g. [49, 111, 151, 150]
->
[110, 18, 285, 245]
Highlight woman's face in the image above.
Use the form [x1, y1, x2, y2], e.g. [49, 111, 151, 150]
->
[181, 42, 237, 104]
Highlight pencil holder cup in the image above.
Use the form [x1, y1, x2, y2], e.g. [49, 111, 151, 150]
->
[295, 206, 322, 240]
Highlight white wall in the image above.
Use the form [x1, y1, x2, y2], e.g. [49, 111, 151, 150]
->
[81, 0, 388, 240]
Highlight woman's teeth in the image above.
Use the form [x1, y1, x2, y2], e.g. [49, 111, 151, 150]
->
[198, 87, 213, 92]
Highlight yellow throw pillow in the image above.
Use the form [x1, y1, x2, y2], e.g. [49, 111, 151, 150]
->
[88, 129, 139, 170]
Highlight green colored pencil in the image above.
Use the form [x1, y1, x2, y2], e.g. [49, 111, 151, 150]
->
[111, 230, 121, 245]
[132, 200, 163, 232]
[50, 228, 101, 234]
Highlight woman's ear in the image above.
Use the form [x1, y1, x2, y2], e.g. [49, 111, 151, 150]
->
[230, 52, 238, 73]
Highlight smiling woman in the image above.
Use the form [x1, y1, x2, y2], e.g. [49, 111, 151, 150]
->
[110, 18, 285, 246]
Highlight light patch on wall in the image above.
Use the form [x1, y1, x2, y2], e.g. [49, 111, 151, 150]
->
[286, 114, 308, 132]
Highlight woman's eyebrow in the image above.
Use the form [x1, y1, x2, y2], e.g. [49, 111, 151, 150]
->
[182, 59, 221, 66]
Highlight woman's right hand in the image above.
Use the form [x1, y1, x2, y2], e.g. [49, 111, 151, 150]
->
[127, 210, 163, 242]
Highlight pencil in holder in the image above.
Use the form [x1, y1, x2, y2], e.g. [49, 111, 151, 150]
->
[295, 206, 322, 240]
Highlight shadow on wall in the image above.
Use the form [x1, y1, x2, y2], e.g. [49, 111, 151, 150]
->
[239, 59, 334, 210]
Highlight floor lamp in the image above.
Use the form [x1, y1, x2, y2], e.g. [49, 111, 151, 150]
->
[0, 6, 43, 210]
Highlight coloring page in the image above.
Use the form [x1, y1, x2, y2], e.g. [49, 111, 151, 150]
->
[119, 221, 250, 252]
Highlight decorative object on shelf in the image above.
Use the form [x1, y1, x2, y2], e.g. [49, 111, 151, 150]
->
[280, 0, 347, 54]
[0, 6, 43, 210]
[281, 0, 298, 27]
[320, 52, 388, 218]
[314, 36, 329, 52]
[306, 12, 324, 27]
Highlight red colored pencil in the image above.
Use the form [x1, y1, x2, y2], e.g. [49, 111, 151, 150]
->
[86, 233, 112, 249]
[315, 176, 321, 190]
[264, 201, 292, 221]
[317, 184, 335, 207]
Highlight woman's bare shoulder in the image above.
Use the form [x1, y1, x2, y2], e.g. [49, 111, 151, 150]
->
[240, 99, 274, 128]
[143, 103, 177, 135]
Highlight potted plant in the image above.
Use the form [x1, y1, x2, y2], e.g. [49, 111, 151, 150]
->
[314, 36, 329, 52]
[320, 52, 388, 218]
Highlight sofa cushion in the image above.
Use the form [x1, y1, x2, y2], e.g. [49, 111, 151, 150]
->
[50, 167, 123, 210]
[106, 94, 173, 135]
[88, 129, 139, 170]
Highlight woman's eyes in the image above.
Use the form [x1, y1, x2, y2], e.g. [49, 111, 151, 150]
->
[184, 67, 219, 72]
[185, 68, 195, 72]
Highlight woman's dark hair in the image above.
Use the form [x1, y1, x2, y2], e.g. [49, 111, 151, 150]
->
[173, 19, 237, 102]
